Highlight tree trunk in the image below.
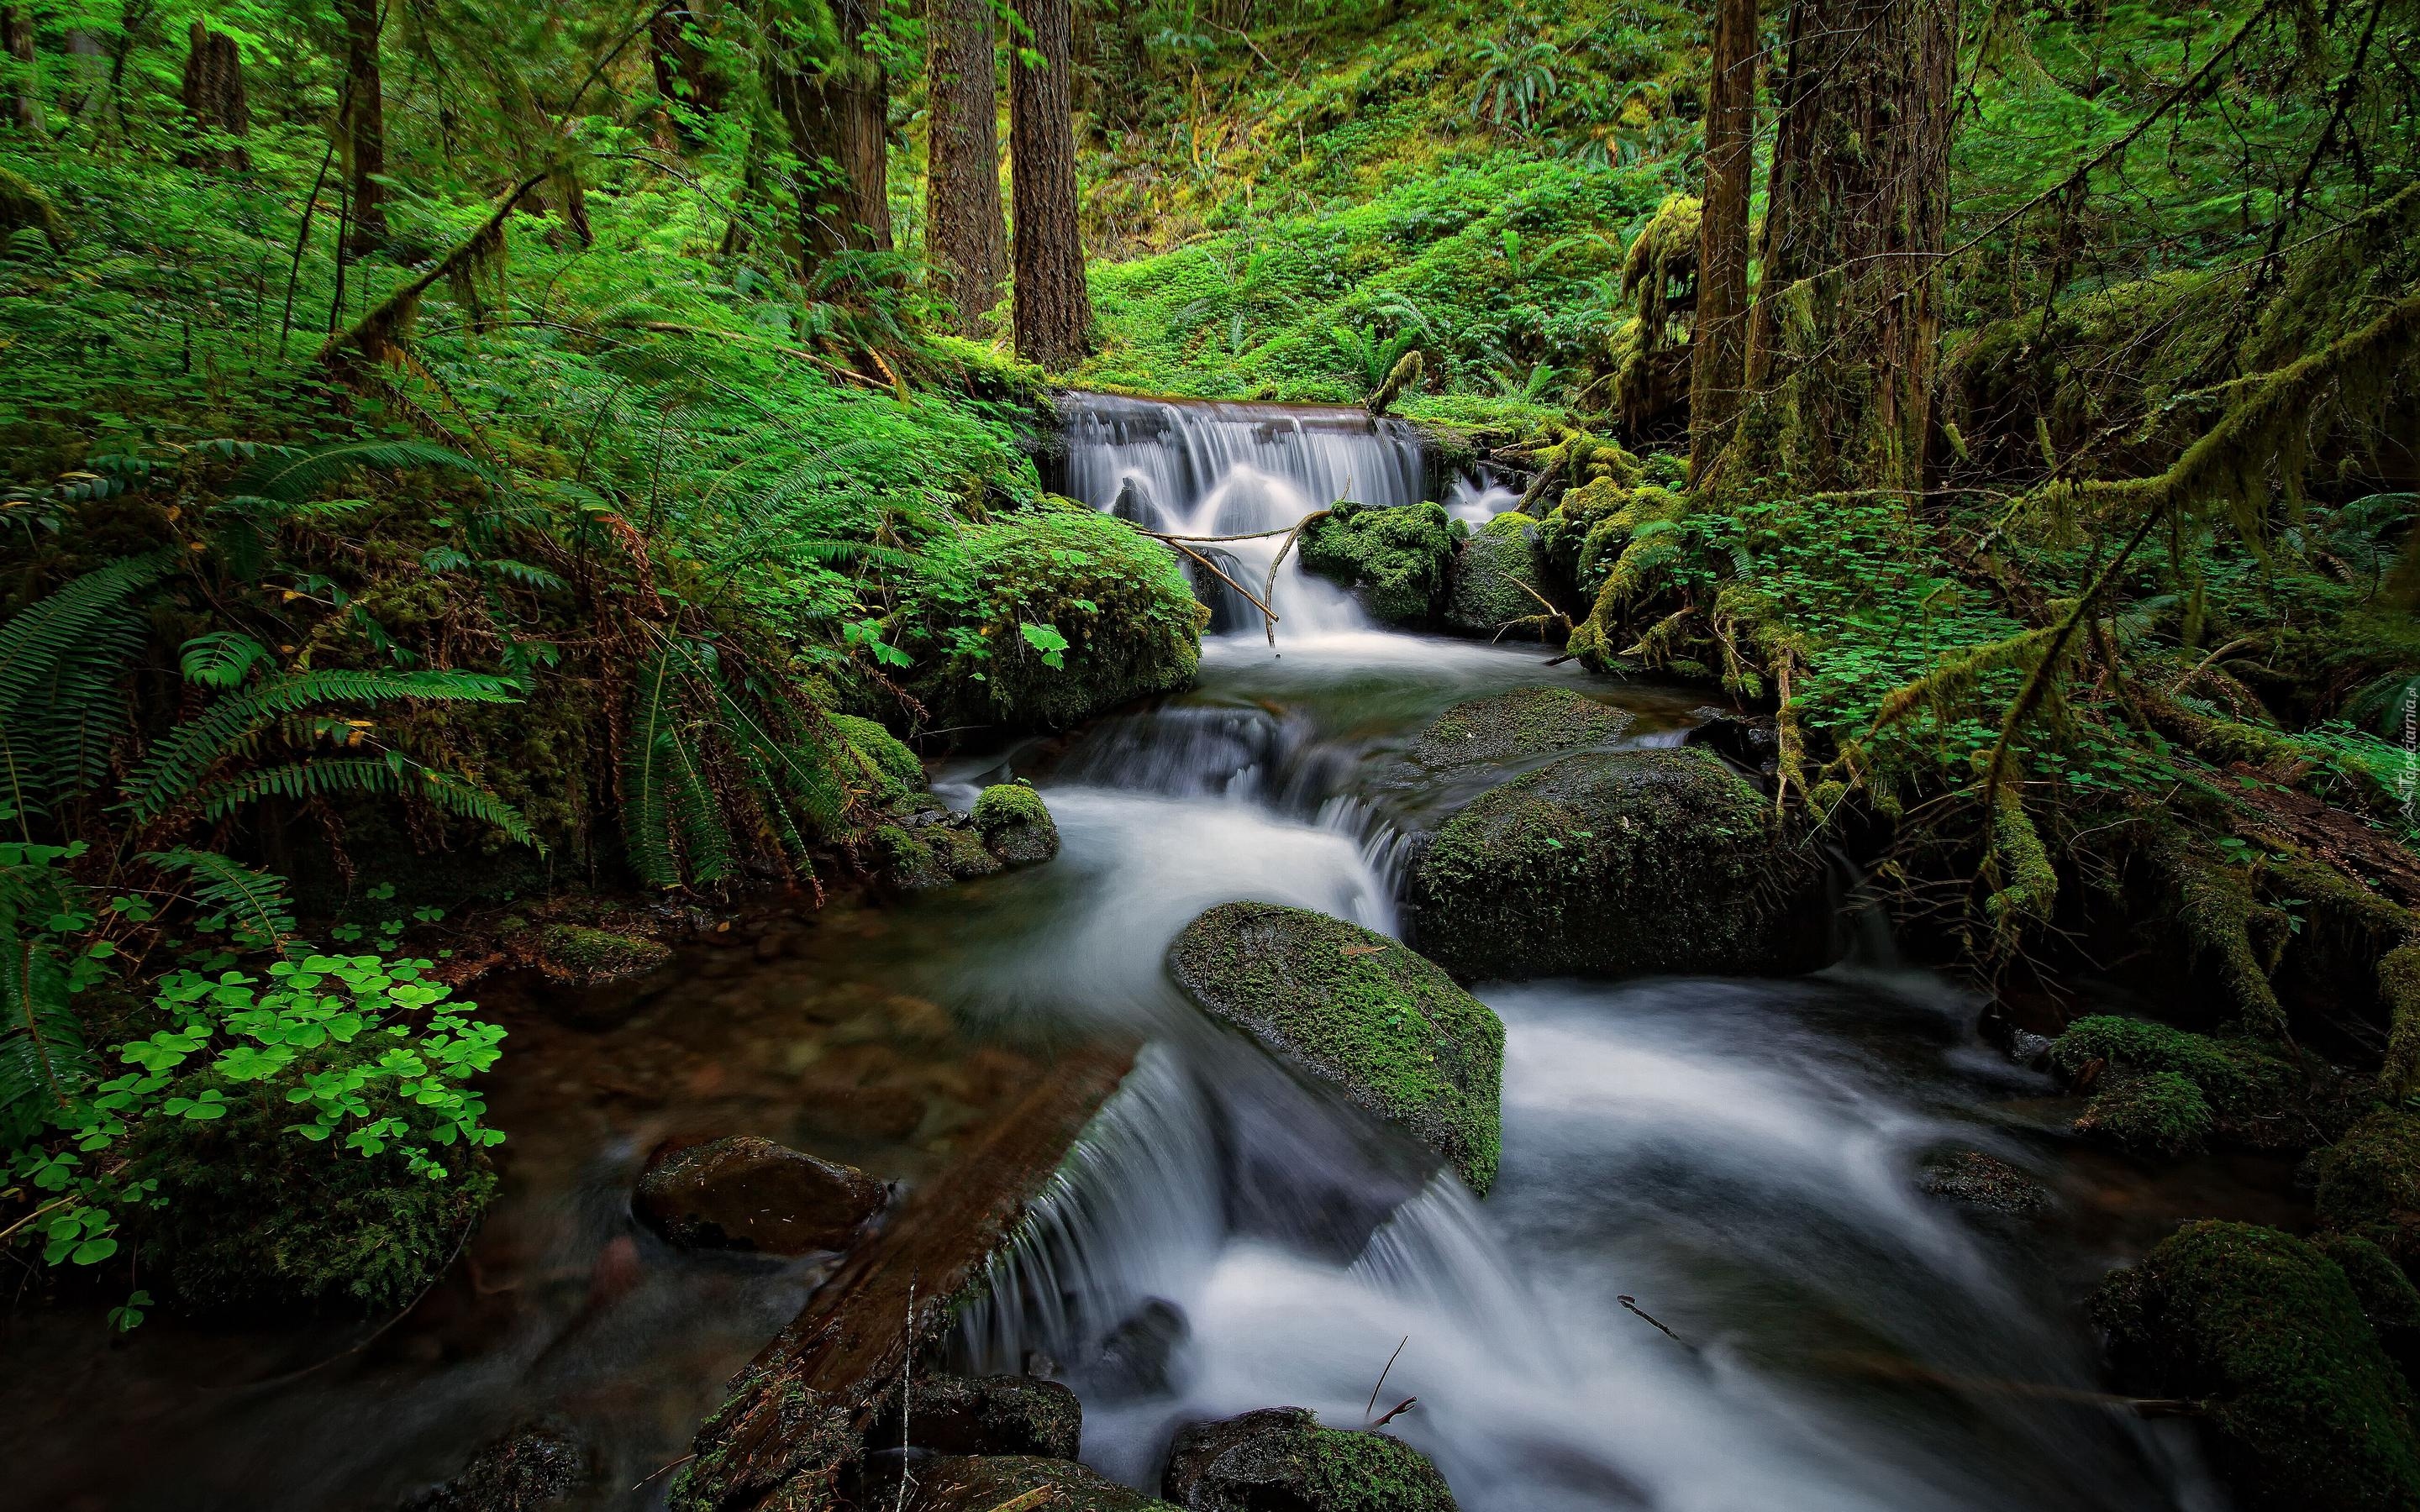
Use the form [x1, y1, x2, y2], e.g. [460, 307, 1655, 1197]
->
[1010, 0, 1092, 369]
[924, 0, 1006, 333]
[772, 0, 892, 261]
[2, 7, 38, 133]
[338, 0, 387, 255]
[1686, 0, 1756, 481]
[179, 22, 250, 172]
[1720, 0, 1960, 494]
[650, 3, 729, 135]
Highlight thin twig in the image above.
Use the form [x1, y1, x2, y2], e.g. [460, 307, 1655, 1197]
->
[1365, 1335, 1408, 1420]
[1617, 1295, 1687, 1347]
[1371, 1396, 1418, 1428]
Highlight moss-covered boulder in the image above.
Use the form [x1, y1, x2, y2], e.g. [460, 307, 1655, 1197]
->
[2317, 1111, 2420, 1273]
[525, 922, 671, 984]
[834, 712, 927, 805]
[1406, 748, 1825, 982]
[908, 1456, 1178, 1512]
[1915, 1149, 2050, 1216]
[876, 818, 1002, 890]
[1161, 1407, 1457, 1512]
[1408, 688, 1632, 771]
[906, 506, 1206, 731]
[403, 1422, 587, 1512]
[129, 1083, 494, 1315]
[2096, 1221, 2420, 1510]
[1444, 512, 1549, 636]
[2313, 1231, 2420, 1372]
[972, 783, 1060, 865]
[1297, 500, 1463, 625]
[1166, 902, 1503, 1194]
[634, 1135, 888, 1254]
[865, 1374, 1081, 1461]
[2049, 1016, 2302, 1156]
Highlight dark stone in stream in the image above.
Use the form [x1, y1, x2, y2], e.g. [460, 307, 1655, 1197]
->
[1160, 1408, 1458, 1512]
[1406, 748, 1829, 982]
[972, 782, 1062, 866]
[864, 1373, 1083, 1460]
[1088, 1297, 1192, 1399]
[1167, 902, 1504, 1194]
[902, 1455, 1179, 1511]
[1915, 1150, 2050, 1217]
[402, 1422, 585, 1511]
[634, 1135, 888, 1254]
[1682, 709, 1780, 773]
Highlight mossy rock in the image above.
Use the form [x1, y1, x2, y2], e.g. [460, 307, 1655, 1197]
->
[2317, 1110, 2420, 1273]
[1443, 512, 1549, 636]
[1915, 1149, 2051, 1216]
[2073, 1071, 2216, 1156]
[1406, 748, 1826, 982]
[129, 1083, 494, 1315]
[972, 783, 1061, 865]
[865, 1373, 1082, 1461]
[876, 817, 1002, 891]
[834, 712, 927, 806]
[1297, 500, 1463, 625]
[2050, 1016, 2303, 1154]
[907, 1456, 1179, 1511]
[1408, 688, 1632, 770]
[1161, 1407, 1458, 1512]
[529, 922, 671, 984]
[2096, 1220, 2420, 1510]
[2312, 1231, 2420, 1371]
[403, 1422, 586, 1512]
[668, 1370, 858, 1512]
[1167, 902, 1503, 1194]
[909, 506, 1206, 731]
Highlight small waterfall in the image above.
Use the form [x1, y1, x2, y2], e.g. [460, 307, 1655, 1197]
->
[1445, 470, 1522, 527]
[1059, 392, 1431, 643]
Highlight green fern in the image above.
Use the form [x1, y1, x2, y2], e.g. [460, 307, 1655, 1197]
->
[193, 755, 539, 848]
[0, 932, 85, 1146]
[0, 553, 177, 823]
[229, 438, 508, 506]
[140, 848, 297, 952]
[620, 650, 738, 889]
[179, 631, 274, 690]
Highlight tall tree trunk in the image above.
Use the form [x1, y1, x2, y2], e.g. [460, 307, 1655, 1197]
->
[179, 22, 250, 171]
[1720, 0, 1960, 494]
[1010, 0, 1092, 369]
[650, 3, 729, 128]
[2, 7, 38, 133]
[338, 0, 387, 255]
[772, 0, 892, 261]
[1686, 0, 1756, 481]
[925, 0, 1005, 333]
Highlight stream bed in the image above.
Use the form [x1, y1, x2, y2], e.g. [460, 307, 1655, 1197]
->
[0, 396, 2286, 1511]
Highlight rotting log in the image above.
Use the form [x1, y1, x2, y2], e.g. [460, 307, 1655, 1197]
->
[669, 1038, 1138, 1512]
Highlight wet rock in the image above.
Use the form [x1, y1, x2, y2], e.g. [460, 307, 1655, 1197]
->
[1297, 501, 1461, 626]
[1682, 710, 1780, 773]
[1161, 1407, 1458, 1512]
[1406, 748, 1828, 982]
[2049, 1016, 2302, 1156]
[1167, 902, 1503, 1194]
[2096, 1220, 2420, 1510]
[904, 1455, 1177, 1511]
[2317, 1111, 2420, 1275]
[524, 922, 671, 985]
[634, 1135, 887, 1254]
[972, 783, 1062, 865]
[402, 1422, 585, 1511]
[1443, 512, 1548, 637]
[1089, 1297, 1192, 1399]
[1408, 688, 1631, 770]
[877, 813, 1003, 891]
[865, 1373, 1081, 1460]
[1916, 1150, 2050, 1216]
[2312, 1231, 2420, 1373]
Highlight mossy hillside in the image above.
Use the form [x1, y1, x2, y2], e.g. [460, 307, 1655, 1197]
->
[971, 783, 1061, 865]
[1166, 902, 1504, 1194]
[903, 506, 1206, 731]
[1410, 687, 1634, 770]
[2316, 1111, 2420, 1273]
[2097, 1221, 2420, 1511]
[1408, 748, 1824, 981]
[2049, 1016, 2302, 1153]
[1298, 501, 1465, 625]
[1444, 512, 1552, 636]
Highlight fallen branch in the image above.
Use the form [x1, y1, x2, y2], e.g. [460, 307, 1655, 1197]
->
[1145, 533, 1281, 633]
[1370, 1396, 1418, 1428]
[1617, 1294, 1688, 1347]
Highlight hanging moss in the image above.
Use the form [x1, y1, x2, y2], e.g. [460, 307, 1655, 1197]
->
[1297, 500, 1464, 625]
[1984, 785, 2059, 948]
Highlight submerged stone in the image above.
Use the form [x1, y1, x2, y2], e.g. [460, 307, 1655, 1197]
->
[634, 1135, 887, 1254]
[1161, 1407, 1458, 1512]
[2097, 1220, 2420, 1510]
[1408, 687, 1632, 770]
[1407, 748, 1825, 981]
[1166, 901, 1504, 1194]
[972, 783, 1062, 865]
[1915, 1149, 2050, 1216]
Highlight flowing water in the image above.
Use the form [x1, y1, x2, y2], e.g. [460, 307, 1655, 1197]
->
[2, 395, 2249, 1511]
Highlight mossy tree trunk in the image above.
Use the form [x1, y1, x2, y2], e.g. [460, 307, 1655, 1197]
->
[1687, 0, 1756, 482]
[1720, 0, 1960, 494]
[1009, 0, 1094, 369]
[650, 3, 729, 135]
[179, 23, 249, 173]
[337, 0, 387, 255]
[925, 0, 1005, 334]
[771, 0, 893, 262]
[3, 6, 39, 133]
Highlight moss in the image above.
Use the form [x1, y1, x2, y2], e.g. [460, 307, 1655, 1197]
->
[1546, 482, 1693, 669]
[404, 1423, 586, 1512]
[529, 922, 671, 984]
[832, 713, 926, 806]
[2074, 1071, 2217, 1156]
[666, 1369, 857, 1512]
[864, 1374, 1083, 1462]
[1167, 901, 1504, 1194]
[1162, 1408, 1457, 1512]
[2317, 1111, 2420, 1273]
[2311, 1232, 2420, 1366]
[1297, 500, 1464, 625]
[1444, 512, 1550, 635]
[2151, 833, 2291, 1036]
[971, 782, 1060, 865]
[2384, 944, 2420, 1099]
[2097, 1220, 2420, 1510]
[2049, 1016, 2300, 1127]
[129, 1082, 494, 1315]
[1407, 748, 1823, 981]
[1410, 687, 1633, 769]
[876, 821, 999, 890]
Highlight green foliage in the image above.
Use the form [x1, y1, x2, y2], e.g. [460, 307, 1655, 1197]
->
[1298, 501, 1465, 625]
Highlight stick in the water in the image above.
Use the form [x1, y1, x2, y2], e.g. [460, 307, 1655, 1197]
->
[1618, 1294, 1688, 1347]
[1365, 1335, 1409, 1420]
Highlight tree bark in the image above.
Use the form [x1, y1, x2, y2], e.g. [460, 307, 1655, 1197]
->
[2, 7, 38, 133]
[1721, 0, 1960, 494]
[924, 0, 1006, 333]
[179, 22, 250, 171]
[650, 3, 729, 133]
[337, 0, 387, 255]
[1686, 0, 1756, 481]
[1010, 0, 1092, 369]
[771, 0, 892, 261]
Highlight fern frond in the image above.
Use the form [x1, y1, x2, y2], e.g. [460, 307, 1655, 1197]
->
[122, 669, 520, 825]
[180, 631, 275, 690]
[141, 848, 297, 952]
[0, 932, 89, 1145]
[191, 758, 539, 848]
[229, 439, 508, 506]
[0, 553, 176, 821]
[621, 654, 686, 888]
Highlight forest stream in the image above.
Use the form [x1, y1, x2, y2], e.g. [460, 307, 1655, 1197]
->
[0, 397, 2310, 1512]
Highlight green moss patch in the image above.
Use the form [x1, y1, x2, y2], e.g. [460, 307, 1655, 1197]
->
[834, 713, 928, 806]
[971, 783, 1061, 865]
[1410, 687, 1633, 770]
[1167, 902, 1503, 1194]
[1161, 1407, 1459, 1512]
[1298, 501, 1464, 626]
[529, 922, 672, 984]
[2097, 1220, 2420, 1510]
[1444, 512, 1550, 637]
[906, 1455, 1179, 1511]
[2317, 1111, 2420, 1273]
[2050, 1016, 2302, 1154]
[1407, 747, 1823, 981]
